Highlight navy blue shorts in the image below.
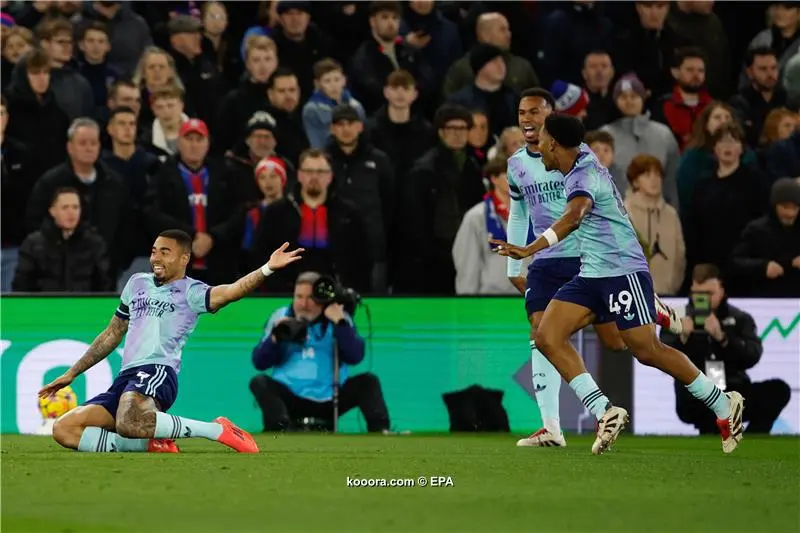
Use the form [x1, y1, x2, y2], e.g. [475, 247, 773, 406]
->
[553, 271, 657, 331]
[84, 364, 178, 418]
[525, 257, 582, 316]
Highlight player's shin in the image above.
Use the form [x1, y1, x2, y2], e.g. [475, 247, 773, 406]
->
[77, 427, 149, 452]
[530, 340, 562, 434]
[154, 411, 223, 440]
[685, 372, 731, 419]
[568, 373, 612, 421]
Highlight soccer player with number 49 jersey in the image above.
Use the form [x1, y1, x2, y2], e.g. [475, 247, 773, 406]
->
[493, 115, 744, 455]
[39, 229, 304, 454]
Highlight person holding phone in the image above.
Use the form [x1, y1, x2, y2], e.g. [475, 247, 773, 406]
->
[659, 263, 790, 434]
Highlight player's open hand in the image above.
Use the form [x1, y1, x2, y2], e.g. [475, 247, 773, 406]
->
[489, 238, 532, 260]
[267, 242, 304, 270]
[38, 373, 74, 399]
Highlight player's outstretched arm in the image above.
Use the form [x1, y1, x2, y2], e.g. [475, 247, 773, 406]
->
[38, 315, 129, 398]
[208, 242, 304, 312]
[491, 197, 593, 260]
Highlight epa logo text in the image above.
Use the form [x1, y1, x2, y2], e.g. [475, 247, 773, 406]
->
[429, 476, 454, 487]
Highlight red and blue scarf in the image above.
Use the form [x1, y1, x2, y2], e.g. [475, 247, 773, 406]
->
[298, 204, 329, 249]
[179, 163, 209, 269]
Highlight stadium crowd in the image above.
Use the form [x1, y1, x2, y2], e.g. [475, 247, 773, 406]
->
[1, 0, 800, 298]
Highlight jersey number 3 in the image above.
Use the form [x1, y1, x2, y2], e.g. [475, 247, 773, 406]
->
[608, 290, 633, 315]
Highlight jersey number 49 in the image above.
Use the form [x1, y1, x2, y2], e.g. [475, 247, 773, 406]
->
[608, 290, 633, 315]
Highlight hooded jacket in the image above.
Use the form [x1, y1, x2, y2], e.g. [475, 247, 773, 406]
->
[624, 191, 685, 295]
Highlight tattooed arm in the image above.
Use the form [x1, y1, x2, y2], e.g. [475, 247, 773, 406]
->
[208, 242, 304, 312]
[38, 315, 129, 397]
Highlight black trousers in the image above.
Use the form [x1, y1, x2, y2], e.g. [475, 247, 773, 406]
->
[675, 379, 791, 434]
[249, 373, 391, 432]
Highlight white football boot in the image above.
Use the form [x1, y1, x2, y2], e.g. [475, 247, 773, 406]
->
[716, 391, 745, 454]
[516, 428, 567, 447]
[591, 406, 629, 455]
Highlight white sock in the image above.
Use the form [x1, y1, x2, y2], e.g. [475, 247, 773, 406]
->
[154, 412, 223, 440]
[77, 427, 148, 452]
[531, 340, 562, 434]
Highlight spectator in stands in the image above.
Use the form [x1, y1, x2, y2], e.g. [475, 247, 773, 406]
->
[551, 80, 590, 121]
[442, 12, 538, 97]
[201, 1, 240, 87]
[71, 1, 152, 76]
[0, 94, 32, 292]
[102, 106, 160, 287]
[732, 178, 800, 297]
[142, 85, 188, 162]
[745, 2, 800, 80]
[269, 1, 332, 105]
[250, 148, 371, 293]
[132, 46, 185, 132]
[601, 74, 679, 205]
[37, 17, 94, 121]
[685, 122, 768, 286]
[1, 25, 34, 91]
[667, 1, 730, 99]
[613, 1, 688, 103]
[467, 109, 491, 168]
[731, 48, 788, 148]
[145, 119, 241, 285]
[401, 0, 462, 86]
[581, 50, 615, 131]
[76, 22, 120, 115]
[537, 2, 613, 88]
[402, 104, 485, 294]
[487, 126, 525, 161]
[623, 155, 685, 295]
[265, 68, 308, 166]
[4, 48, 70, 183]
[447, 44, 517, 138]
[226, 111, 293, 203]
[350, 1, 434, 114]
[651, 47, 712, 151]
[452, 158, 522, 295]
[785, 52, 800, 104]
[760, 107, 798, 147]
[367, 70, 434, 189]
[302, 58, 366, 148]
[326, 104, 394, 293]
[166, 15, 223, 127]
[25, 117, 130, 277]
[585, 130, 617, 183]
[677, 101, 759, 216]
[215, 36, 278, 153]
[661, 264, 790, 435]
[98, 79, 142, 148]
[249, 271, 390, 433]
[766, 128, 800, 182]
[12, 186, 112, 292]
[240, 156, 287, 273]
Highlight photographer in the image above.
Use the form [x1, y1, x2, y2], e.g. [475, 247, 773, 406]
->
[249, 271, 391, 433]
[660, 264, 790, 434]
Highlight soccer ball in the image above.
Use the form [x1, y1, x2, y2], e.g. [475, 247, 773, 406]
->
[39, 386, 78, 420]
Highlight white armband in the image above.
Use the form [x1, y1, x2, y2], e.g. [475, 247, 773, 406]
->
[260, 264, 274, 277]
[542, 228, 559, 247]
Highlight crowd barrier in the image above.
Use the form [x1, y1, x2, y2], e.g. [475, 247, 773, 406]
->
[2, 296, 797, 435]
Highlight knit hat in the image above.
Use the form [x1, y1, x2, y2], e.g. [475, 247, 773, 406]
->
[771, 177, 800, 206]
[277, 1, 311, 14]
[470, 44, 504, 74]
[613, 74, 647, 101]
[551, 80, 590, 117]
[1, 13, 16, 28]
[246, 111, 277, 135]
[168, 14, 202, 35]
[544, 114, 585, 148]
[256, 156, 288, 186]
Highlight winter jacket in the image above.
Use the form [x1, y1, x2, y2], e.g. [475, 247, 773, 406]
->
[1, 137, 33, 248]
[667, 8, 730, 99]
[624, 192, 685, 295]
[302, 89, 366, 148]
[400, 7, 463, 85]
[677, 147, 758, 219]
[729, 84, 788, 148]
[731, 211, 800, 297]
[765, 130, 800, 183]
[601, 114, 680, 207]
[442, 51, 538, 98]
[12, 219, 113, 292]
[271, 24, 333, 105]
[48, 64, 95, 121]
[214, 77, 270, 154]
[447, 84, 518, 138]
[741, 27, 800, 89]
[784, 53, 800, 105]
[651, 86, 712, 152]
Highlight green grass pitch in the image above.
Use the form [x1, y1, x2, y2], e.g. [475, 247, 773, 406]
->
[2, 433, 798, 533]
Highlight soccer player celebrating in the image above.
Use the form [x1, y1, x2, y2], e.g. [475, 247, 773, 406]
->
[38, 229, 303, 454]
[493, 115, 744, 455]
[505, 89, 682, 448]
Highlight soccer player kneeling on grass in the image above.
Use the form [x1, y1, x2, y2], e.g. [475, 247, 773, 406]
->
[38, 229, 303, 453]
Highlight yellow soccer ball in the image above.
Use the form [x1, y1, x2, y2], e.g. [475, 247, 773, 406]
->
[38, 386, 78, 420]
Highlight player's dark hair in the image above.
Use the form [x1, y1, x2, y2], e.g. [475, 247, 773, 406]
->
[158, 229, 192, 253]
[745, 46, 777, 67]
[50, 186, 80, 206]
[544, 115, 585, 148]
[585, 130, 614, 149]
[692, 263, 721, 284]
[267, 67, 297, 90]
[519, 88, 555, 109]
[108, 106, 136, 122]
[673, 46, 706, 68]
[433, 103, 473, 130]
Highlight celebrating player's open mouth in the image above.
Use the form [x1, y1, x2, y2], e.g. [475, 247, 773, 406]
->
[522, 124, 538, 145]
